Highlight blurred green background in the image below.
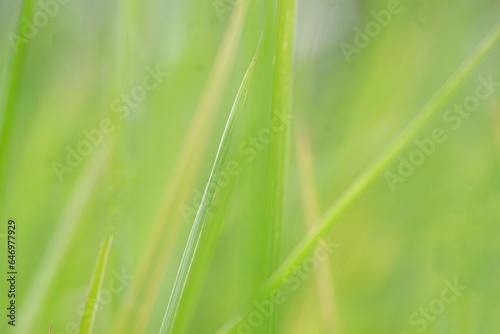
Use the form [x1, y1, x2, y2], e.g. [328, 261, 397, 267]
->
[0, 0, 499, 333]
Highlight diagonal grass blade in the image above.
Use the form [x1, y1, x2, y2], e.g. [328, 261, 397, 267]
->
[159, 50, 258, 334]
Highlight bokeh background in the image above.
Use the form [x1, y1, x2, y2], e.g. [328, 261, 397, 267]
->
[0, 0, 499, 333]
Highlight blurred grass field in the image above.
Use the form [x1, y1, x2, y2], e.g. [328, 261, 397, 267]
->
[0, 0, 499, 333]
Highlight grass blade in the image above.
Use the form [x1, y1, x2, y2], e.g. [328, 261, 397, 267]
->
[217, 21, 500, 333]
[261, 0, 297, 331]
[263, 0, 297, 273]
[78, 235, 114, 334]
[111, 1, 250, 331]
[159, 51, 257, 334]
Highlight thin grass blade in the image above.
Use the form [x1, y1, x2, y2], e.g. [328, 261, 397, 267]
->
[78, 235, 114, 334]
[111, 2, 251, 331]
[159, 52, 258, 334]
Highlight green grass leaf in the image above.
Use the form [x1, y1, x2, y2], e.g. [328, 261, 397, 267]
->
[158, 48, 258, 334]
[78, 235, 114, 334]
[111, 2, 251, 331]
[260, 0, 297, 331]
[263, 0, 297, 276]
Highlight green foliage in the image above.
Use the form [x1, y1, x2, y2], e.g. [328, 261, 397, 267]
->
[0, 1, 499, 334]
